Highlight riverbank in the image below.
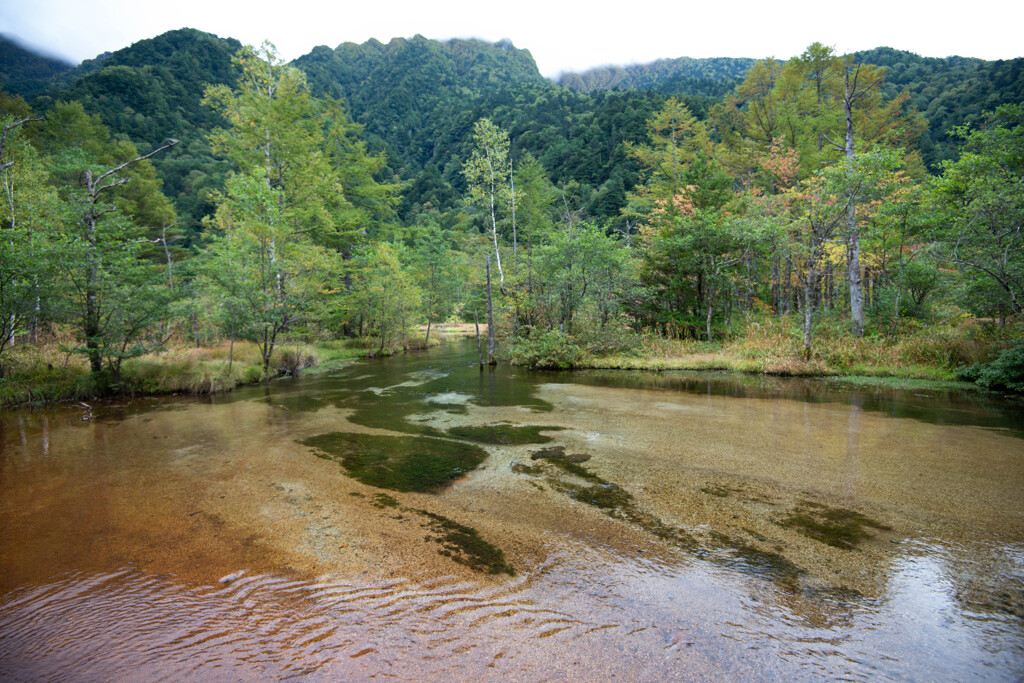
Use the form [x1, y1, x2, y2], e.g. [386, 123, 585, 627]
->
[0, 333, 449, 409]
[569, 316, 1022, 394]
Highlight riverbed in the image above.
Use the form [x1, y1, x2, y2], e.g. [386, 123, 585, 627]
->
[2, 339, 1022, 680]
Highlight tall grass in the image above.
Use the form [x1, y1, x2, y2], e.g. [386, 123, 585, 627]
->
[0, 332, 443, 408]
[579, 313, 1006, 381]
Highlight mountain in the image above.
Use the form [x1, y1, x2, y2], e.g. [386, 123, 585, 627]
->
[0, 35, 75, 97]
[294, 35, 548, 174]
[4, 29, 1024, 232]
[851, 47, 1024, 165]
[28, 28, 244, 239]
[557, 56, 756, 96]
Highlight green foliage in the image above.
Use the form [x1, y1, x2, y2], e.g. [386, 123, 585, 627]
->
[347, 243, 422, 351]
[411, 222, 460, 330]
[529, 220, 638, 333]
[33, 29, 244, 239]
[0, 113, 64, 375]
[956, 340, 1024, 393]
[507, 328, 584, 369]
[202, 45, 353, 369]
[932, 104, 1024, 318]
[852, 47, 1024, 168]
[557, 55, 755, 96]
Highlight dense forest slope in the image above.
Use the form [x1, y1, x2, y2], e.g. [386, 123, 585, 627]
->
[557, 56, 755, 95]
[16, 29, 243, 238]
[3, 30, 1023, 233]
[851, 47, 1024, 164]
[0, 35, 74, 97]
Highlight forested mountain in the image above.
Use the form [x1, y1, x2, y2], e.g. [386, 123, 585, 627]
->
[6, 30, 1023, 236]
[557, 56, 755, 95]
[559, 48, 1024, 169]
[851, 47, 1024, 165]
[294, 37, 703, 221]
[0, 35, 74, 97]
[22, 29, 243, 239]
[294, 36, 547, 173]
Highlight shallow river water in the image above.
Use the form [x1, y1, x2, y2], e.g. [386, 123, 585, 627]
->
[2, 339, 1023, 680]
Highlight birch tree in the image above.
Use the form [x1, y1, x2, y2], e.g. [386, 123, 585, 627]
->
[463, 118, 511, 285]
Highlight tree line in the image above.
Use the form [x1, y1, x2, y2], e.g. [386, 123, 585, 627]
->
[1, 41, 1021, 388]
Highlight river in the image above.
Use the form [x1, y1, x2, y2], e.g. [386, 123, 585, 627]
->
[1, 339, 1022, 680]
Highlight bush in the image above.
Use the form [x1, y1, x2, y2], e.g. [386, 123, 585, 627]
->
[507, 328, 584, 370]
[572, 312, 640, 356]
[274, 346, 318, 376]
[956, 340, 1024, 393]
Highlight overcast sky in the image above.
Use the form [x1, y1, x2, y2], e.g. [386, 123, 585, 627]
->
[3, 0, 1022, 78]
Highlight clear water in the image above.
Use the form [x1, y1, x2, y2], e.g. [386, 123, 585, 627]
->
[2, 339, 1022, 680]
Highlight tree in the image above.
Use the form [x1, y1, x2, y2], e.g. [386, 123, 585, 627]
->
[828, 59, 887, 337]
[787, 150, 904, 357]
[349, 243, 421, 353]
[74, 140, 179, 373]
[865, 172, 931, 326]
[321, 98, 399, 250]
[0, 112, 57, 375]
[412, 222, 458, 343]
[32, 101, 179, 376]
[933, 104, 1024, 317]
[624, 98, 709, 226]
[463, 118, 512, 284]
[203, 44, 347, 370]
[532, 219, 636, 336]
[203, 171, 335, 370]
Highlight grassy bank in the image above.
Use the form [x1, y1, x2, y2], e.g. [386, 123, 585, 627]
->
[571, 315, 1017, 391]
[0, 333, 442, 409]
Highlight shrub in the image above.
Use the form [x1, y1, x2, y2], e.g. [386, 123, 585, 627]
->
[957, 340, 1024, 393]
[572, 312, 640, 356]
[507, 328, 584, 370]
[273, 346, 318, 376]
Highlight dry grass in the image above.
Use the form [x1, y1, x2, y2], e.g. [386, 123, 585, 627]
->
[579, 315, 1001, 382]
[0, 330, 447, 408]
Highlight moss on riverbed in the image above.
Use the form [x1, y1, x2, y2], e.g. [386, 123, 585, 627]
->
[417, 510, 515, 575]
[779, 502, 891, 550]
[302, 432, 488, 492]
[446, 424, 563, 445]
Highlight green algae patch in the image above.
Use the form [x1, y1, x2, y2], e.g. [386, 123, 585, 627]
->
[446, 424, 563, 445]
[417, 510, 515, 575]
[347, 406, 446, 437]
[779, 502, 891, 550]
[529, 445, 591, 463]
[555, 480, 632, 508]
[371, 493, 400, 509]
[511, 461, 545, 476]
[302, 432, 487, 492]
[547, 458, 603, 483]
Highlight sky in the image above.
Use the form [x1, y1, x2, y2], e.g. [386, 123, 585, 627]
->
[3, 0, 1023, 78]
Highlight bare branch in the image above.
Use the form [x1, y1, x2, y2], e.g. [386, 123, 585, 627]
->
[821, 133, 845, 152]
[92, 138, 179, 188]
